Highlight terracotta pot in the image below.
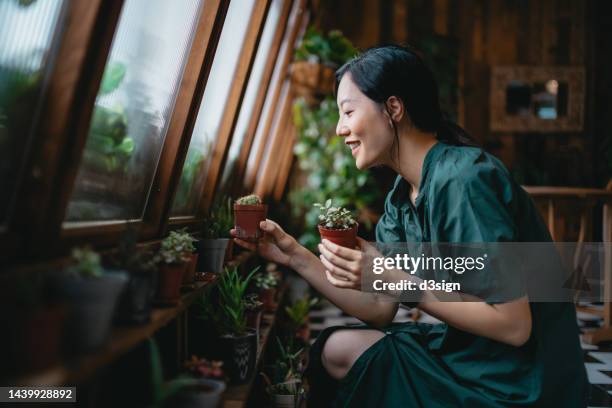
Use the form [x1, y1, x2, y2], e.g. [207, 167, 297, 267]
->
[183, 253, 199, 285]
[9, 304, 65, 374]
[259, 287, 277, 312]
[157, 262, 187, 304]
[233, 204, 267, 242]
[295, 324, 310, 344]
[219, 329, 257, 384]
[318, 223, 359, 249]
[197, 239, 229, 274]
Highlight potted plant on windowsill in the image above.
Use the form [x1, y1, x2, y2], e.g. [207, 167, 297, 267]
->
[285, 296, 318, 345]
[149, 339, 226, 408]
[108, 224, 158, 325]
[176, 229, 198, 286]
[58, 247, 127, 353]
[234, 194, 267, 242]
[254, 270, 280, 312]
[217, 265, 260, 384]
[261, 338, 305, 408]
[198, 196, 233, 274]
[155, 230, 194, 305]
[315, 199, 358, 248]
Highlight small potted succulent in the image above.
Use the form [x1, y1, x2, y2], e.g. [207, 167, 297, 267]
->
[233, 194, 267, 242]
[314, 199, 358, 248]
[285, 296, 318, 344]
[198, 196, 233, 274]
[254, 271, 279, 312]
[155, 230, 195, 304]
[108, 224, 158, 325]
[58, 247, 127, 353]
[261, 338, 305, 408]
[217, 265, 260, 384]
[149, 339, 226, 408]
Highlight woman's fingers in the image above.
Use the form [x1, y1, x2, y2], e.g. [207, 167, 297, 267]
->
[321, 239, 361, 260]
[325, 270, 356, 289]
[233, 237, 256, 251]
[319, 253, 358, 283]
[318, 243, 359, 273]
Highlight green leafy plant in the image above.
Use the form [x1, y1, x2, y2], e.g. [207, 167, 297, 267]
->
[203, 195, 233, 239]
[314, 199, 356, 230]
[66, 247, 104, 278]
[294, 26, 357, 68]
[254, 271, 279, 290]
[149, 338, 198, 408]
[289, 97, 379, 250]
[216, 265, 260, 336]
[236, 194, 262, 205]
[285, 296, 318, 328]
[261, 337, 304, 395]
[156, 228, 196, 265]
[173, 148, 206, 212]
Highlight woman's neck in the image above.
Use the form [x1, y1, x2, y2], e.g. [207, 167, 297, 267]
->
[389, 128, 438, 195]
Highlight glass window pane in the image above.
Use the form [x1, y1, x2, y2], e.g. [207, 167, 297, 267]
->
[0, 0, 67, 228]
[245, 0, 300, 184]
[170, 0, 257, 217]
[64, 0, 204, 224]
[217, 0, 283, 194]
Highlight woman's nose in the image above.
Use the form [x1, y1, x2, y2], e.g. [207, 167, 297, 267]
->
[336, 123, 350, 137]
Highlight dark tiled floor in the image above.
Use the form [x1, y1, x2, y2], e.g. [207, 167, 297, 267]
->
[308, 301, 612, 407]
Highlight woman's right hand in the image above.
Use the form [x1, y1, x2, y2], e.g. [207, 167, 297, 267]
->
[230, 219, 302, 268]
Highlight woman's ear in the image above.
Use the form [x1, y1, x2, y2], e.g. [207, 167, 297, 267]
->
[384, 96, 404, 123]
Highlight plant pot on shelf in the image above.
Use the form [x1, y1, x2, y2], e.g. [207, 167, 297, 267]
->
[197, 239, 229, 274]
[270, 379, 304, 408]
[318, 223, 359, 249]
[295, 323, 310, 345]
[290, 61, 336, 100]
[157, 262, 188, 305]
[219, 329, 257, 385]
[183, 253, 199, 285]
[163, 378, 226, 408]
[259, 287, 277, 312]
[233, 204, 267, 242]
[115, 269, 158, 325]
[59, 272, 128, 353]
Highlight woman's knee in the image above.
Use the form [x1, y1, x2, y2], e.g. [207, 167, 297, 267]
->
[321, 329, 385, 380]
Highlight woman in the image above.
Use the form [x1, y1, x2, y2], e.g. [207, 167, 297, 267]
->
[232, 45, 588, 407]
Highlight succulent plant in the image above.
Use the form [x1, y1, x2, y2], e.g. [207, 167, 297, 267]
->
[235, 194, 262, 205]
[156, 228, 196, 265]
[254, 271, 279, 290]
[67, 246, 104, 278]
[314, 199, 356, 230]
[285, 296, 319, 328]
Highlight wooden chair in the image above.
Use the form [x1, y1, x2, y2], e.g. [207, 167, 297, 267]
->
[524, 183, 612, 344]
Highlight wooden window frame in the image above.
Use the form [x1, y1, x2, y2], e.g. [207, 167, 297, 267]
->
[17, 0, 231, 259]
[247, 5, 309, 193]
[168, 0, 273, 225]
[273, 109, 298, 200]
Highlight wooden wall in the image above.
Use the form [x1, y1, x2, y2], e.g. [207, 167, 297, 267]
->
[311, 0, 611, 188]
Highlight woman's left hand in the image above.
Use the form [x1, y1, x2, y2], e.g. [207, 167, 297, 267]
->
[318, 237, 381, 290]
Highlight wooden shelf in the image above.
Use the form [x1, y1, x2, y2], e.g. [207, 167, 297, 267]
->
[223, 284, 287, 408]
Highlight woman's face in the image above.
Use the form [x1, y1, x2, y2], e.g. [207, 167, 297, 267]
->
[336, 73, 395, 170]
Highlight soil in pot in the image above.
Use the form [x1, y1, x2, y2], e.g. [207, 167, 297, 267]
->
[183, 253, 199, 285]
[219, 329, 257, 384]
[233, 204, 267, 242]
[115, 269, 158, 325]
[197, 239, 229, 274]
[60, 272, 128, 353]
[157, 262, 187, 305]
[318, 223, 359, 249]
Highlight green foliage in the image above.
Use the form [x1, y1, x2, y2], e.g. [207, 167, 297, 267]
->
[289, 97, 379, 250]
[236, 194, 262, 205]
[67, 247, 104, 278]
[99, 62, 127, 96]
[294, 26, 357, 67]
[254, 271, 279, 290]
[284, 296, 318, 328]
[174, 148, 206, 212]
[156, 228, 196, 265]
[262, 337, 304, 395]
[195, 266, 259, 336]
[314, 199, 356, 230]
[203, 195, 233, 239]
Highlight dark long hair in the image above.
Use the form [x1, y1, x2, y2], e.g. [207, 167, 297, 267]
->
[335, 45, 477, 151]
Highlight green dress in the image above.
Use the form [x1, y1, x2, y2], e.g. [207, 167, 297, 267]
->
[305, 142, 589, 407]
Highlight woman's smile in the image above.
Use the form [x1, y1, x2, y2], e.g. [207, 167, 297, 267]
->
[346, 139, 361, 156]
